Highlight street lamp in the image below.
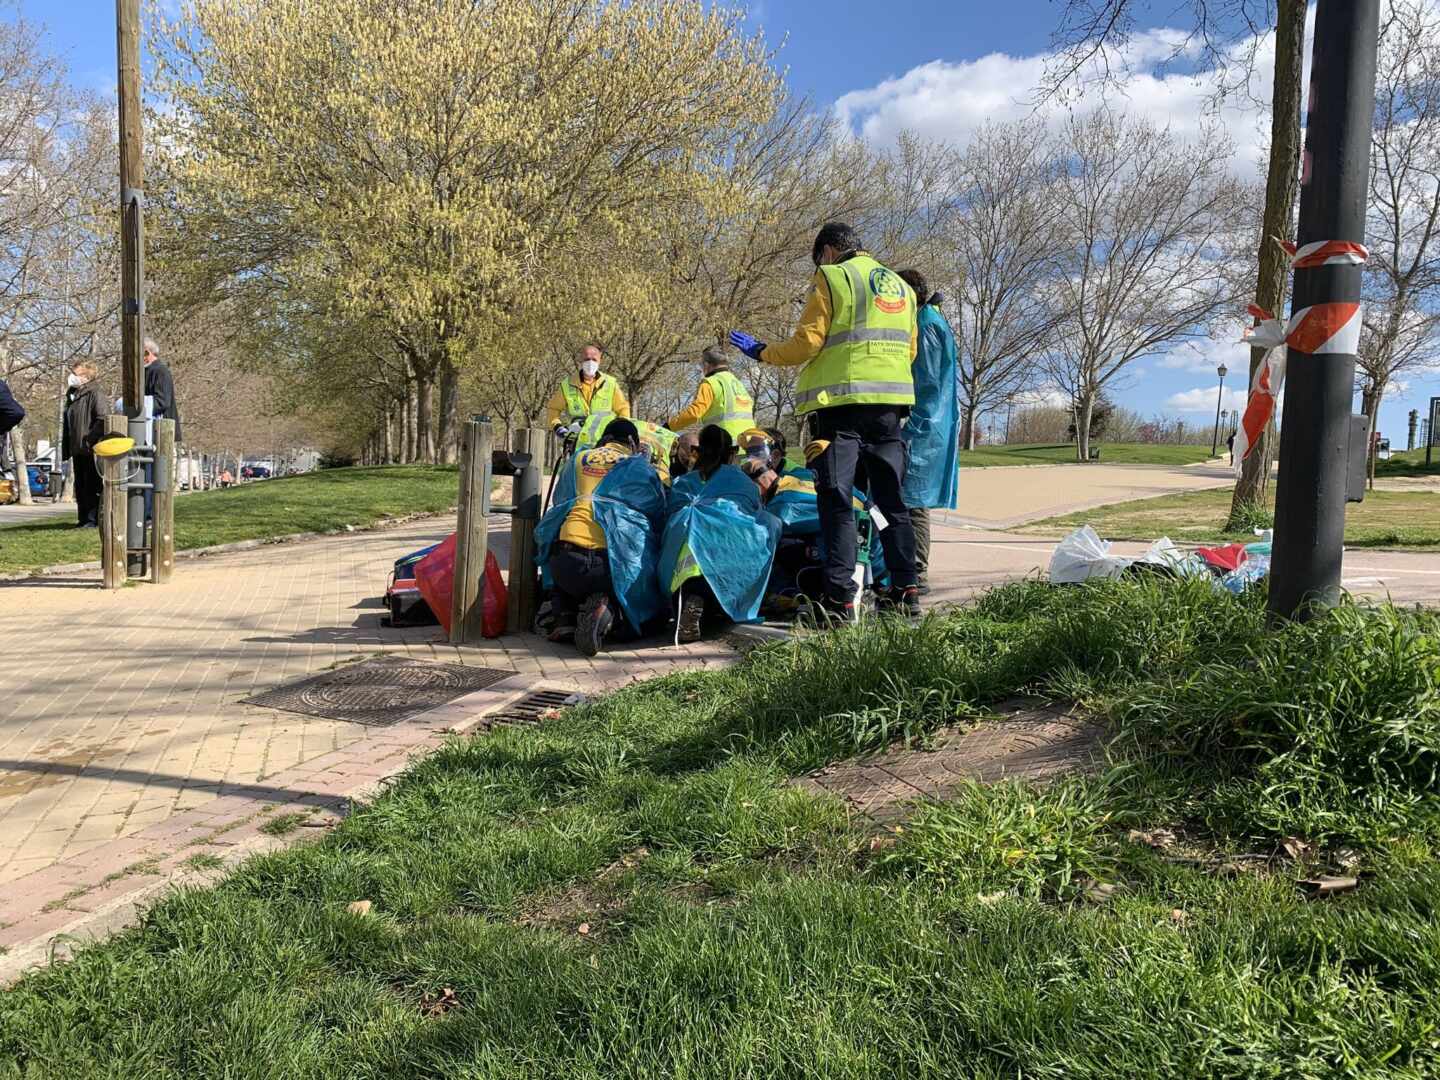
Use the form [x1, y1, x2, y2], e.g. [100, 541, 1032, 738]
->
[1210, 363, 1228, 456]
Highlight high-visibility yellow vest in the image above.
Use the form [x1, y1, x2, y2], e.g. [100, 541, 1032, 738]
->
[700, 369, 755, 441]
[559, 374, 619, 421]
[796, 253, 915, 416]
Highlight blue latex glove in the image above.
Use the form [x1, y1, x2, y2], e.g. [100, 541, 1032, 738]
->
[728, 330, 767, 361]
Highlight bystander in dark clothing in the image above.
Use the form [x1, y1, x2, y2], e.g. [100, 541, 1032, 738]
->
[64, 374, 105, 528]
[144, 352, 181, 441]
[0, 379, 23, 439]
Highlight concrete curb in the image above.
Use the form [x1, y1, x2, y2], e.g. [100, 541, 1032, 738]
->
[0, 507, 461, 581]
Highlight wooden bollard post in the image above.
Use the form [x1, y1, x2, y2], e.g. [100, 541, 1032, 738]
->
[506, 427, 544, 634]
[100, 414, 128, 590]
[151, 418, 175, 584]
[450, 417, 493, 644]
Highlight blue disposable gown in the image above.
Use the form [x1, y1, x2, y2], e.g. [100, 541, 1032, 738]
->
[659, 465, 780, 624]
[902, 303, 960, 510]
[535, 454, 667, 633]
[765, 467, 888, 587]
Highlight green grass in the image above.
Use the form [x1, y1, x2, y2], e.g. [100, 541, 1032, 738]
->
[959, 442, 1218, 467]
[0, 466, 459, 575]
[5, 580, 1440, 1077]
[1375, 448, 1440, 477]
[1031, 486, 1440, 548]
[258, 813, 311, 838]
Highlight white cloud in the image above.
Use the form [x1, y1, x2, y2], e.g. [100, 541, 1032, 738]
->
[831, 19, 1316, 178]
[1154, 336, 1250, 375]
[1166, 386, 1249, 414]
[1011, 385, 1071, 409]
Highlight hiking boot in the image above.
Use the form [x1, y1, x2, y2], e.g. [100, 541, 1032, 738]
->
[575, 593, 614, 656]
[877, 585, 922, 619]
[677, 592, 706, 644]
[803, 592, 855, 628]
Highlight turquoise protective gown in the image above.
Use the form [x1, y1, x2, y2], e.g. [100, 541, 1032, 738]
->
[902, 302, 960, 510]
[535, 454, 667, 632]
[658, 465, 781, 624]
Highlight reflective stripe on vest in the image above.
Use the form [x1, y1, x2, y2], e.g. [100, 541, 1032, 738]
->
[559, 374, 618, 420]
[796, 254, 915, 415]
[699, 370, 755, 440]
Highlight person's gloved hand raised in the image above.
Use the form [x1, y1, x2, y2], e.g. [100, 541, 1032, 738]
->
[728, 330, 766, 361]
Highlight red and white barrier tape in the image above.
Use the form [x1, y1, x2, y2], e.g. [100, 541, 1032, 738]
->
[1275, 237, 1369, 270]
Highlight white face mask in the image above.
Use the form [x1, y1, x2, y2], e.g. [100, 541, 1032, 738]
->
[67, 373, 79, 387]
[580, 360, 599, 378]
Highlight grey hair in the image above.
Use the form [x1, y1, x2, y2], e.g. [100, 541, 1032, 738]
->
[701, 344, 730, 370]
[143, 337, 159, 357]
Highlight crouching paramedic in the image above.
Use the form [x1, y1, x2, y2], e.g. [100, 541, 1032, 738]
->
[660, 425, 780, 643]
[729, 221, 920, 621]
[534, 419, 666, 656]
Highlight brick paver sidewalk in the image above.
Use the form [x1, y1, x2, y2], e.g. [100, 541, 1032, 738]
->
[0, 516, 732, 888]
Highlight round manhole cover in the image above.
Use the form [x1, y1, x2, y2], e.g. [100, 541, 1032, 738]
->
[241, 657, 517, 726]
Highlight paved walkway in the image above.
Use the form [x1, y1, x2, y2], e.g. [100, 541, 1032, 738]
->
[947, 462, 1236, 528]
[0, 516, 730, 888]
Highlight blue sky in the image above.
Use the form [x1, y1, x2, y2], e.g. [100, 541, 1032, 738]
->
[12, 0, 1438, 444]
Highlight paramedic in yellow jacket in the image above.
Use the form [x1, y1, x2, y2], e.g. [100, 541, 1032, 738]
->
[545, 344, 631, 440]
[666, 345, 756, 442]
[729, 221, 920, 621]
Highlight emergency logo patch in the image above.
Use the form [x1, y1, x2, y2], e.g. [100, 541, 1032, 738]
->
[870, 267, 908, 314]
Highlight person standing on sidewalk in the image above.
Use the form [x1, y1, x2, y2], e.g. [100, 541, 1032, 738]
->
[729, 222, 920, 620]
[896, 269, 959, 595]
[665, 345, 755, 443]
[63, 363, 105, 528]
[545, 344, 631, 443]
[0, 378, 23, 440]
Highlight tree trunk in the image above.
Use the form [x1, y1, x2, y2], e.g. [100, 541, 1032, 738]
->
[8, 425, 32, 504]
[437, 356, 460, 465]
[402, 378, 416, 462]
[1365, 384, 1384, 490]
[1229, 0, 1305, 526]
[415, 371, 435, 464]
[1075, 393, 1095, 462]
[961, 399, 980, 451]
[384, 406, 397, 464]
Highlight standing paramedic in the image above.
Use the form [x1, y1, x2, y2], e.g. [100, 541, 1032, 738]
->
[665, 344, 756, 443]
[730, 222, 920, 620]
[545, 343, 630, 443]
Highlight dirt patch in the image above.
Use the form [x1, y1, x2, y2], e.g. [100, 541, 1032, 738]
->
[794, 703, 1104, 825]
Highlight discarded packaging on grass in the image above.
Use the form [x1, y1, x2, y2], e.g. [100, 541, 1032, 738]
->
[1048, 526, 1131, 583]
[1049, 526, 1271, 593]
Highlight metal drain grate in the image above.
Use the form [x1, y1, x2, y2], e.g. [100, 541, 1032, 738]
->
[241, 656, 516, 727]
[481, 689, 586, 729]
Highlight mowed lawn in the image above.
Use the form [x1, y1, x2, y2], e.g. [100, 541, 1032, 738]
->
[1376, 448, 1440, 478]
[960, 442, 1218, 468]
[0, 466, 460, 575]
[1030, 486, 1440, 548]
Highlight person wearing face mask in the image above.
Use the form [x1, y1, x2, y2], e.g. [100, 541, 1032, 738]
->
[545, 344, 630, 444]
[665, 344, 755, 443]
[62, 363, 106, 528]
[728, 221, 920, 623]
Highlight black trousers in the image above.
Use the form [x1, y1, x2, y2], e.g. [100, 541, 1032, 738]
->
[808, 404, 918, 599]
[548, 542, 615, 620]
[73, 452, 101, 527]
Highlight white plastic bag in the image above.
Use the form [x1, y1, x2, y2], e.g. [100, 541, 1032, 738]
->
[1048, 526, 1131, 584]
[1136, 536, 1208, 579]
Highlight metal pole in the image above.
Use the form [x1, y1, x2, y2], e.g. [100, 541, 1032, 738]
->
[1210, 367, 1226, 456]
[1408, 409, 1419, 452]
[117, 0, 147, 577]
[506, 427, 544, 634]
[1268, 0, 1380, 620]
